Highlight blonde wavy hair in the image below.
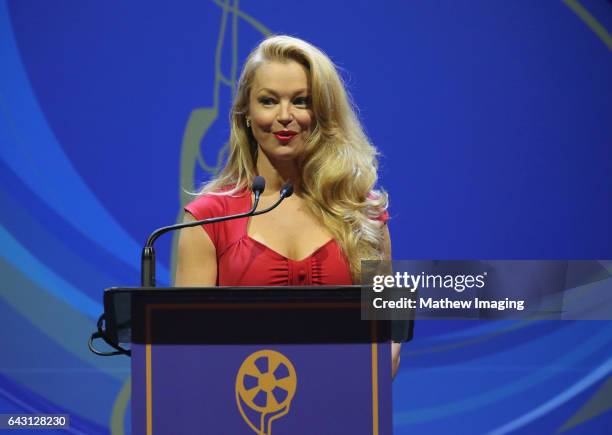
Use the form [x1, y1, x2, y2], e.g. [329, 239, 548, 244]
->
[202, 35, 388, 280]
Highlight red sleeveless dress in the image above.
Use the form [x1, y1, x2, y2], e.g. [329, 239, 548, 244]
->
[184, 189, 387, 286]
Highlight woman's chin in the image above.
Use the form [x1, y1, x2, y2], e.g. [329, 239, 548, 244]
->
[264, 145, 303, 161]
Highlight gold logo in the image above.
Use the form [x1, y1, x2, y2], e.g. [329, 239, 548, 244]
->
[236, 350, 297, 434]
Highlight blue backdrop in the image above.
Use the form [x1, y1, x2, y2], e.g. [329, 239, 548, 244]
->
[1, 1, 611, 433]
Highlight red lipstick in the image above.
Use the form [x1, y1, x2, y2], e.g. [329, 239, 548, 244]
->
[273, 130, 298, 142]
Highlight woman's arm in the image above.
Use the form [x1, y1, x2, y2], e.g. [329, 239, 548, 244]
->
[174, 212, 218, 286]
[392, 342, 401, 379]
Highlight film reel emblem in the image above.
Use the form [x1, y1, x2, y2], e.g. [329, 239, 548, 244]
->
[236, 350, 297, 434]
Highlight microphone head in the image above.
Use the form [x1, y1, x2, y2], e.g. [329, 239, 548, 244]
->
[252, 176, 266, 195]
[280, 183, 294, 198]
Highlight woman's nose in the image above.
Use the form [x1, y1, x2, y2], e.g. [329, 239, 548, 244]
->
[277, 103, 293, 126]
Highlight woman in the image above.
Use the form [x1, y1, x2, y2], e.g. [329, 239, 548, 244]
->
[175, 35, 402, 376]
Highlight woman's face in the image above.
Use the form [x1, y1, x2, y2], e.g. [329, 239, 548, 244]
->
[247, 60, 313, 162]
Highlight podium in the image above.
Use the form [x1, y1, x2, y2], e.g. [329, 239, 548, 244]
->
[104, 286, 393, 435]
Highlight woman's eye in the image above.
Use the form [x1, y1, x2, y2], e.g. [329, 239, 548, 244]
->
[293, 97, 310, 107]
[259, 97, 276, 106]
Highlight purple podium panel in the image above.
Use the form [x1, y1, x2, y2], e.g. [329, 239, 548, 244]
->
[132, 341, 391, 435]
[127, 288, 393, 435]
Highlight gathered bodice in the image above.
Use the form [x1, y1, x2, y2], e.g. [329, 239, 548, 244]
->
[184, 190, 354, 286]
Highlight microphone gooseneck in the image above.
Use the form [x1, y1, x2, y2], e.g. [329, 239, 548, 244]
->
[94, 176, 286, 356]
[141, 177, 285, 287]
[252, 183, 294, 217]
[92, 178, 291, 357]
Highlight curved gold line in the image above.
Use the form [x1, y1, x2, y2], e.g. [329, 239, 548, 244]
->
[260, 411, 266, 434]
[266, 405, 290, 435]
[175, 1, 268, 198]
[171, 0, 254, 277]
[231, 0, 239, 92]
[562, 0, 612, 50]
[218, 75, 234, 87]
[146, 343, 152, 435]
[211, 0, 272, 36]
[110, 377, 131, 435]
[371, 339, 379, 434]
[212, 0, 230, 108]
[236, 387, 263, 434]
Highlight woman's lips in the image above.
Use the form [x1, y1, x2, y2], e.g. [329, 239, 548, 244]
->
[273, 131, 298, 142]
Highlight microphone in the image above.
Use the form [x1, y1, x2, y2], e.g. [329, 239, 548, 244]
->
[252, 176, 266, 199]
[141, 177, 294, 287]
[89, 177, 289, 357]
[141, 176, 265, 287]
[280, 182, 293, 199]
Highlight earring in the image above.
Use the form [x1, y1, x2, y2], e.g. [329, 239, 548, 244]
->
[246, 118, 251, 128]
